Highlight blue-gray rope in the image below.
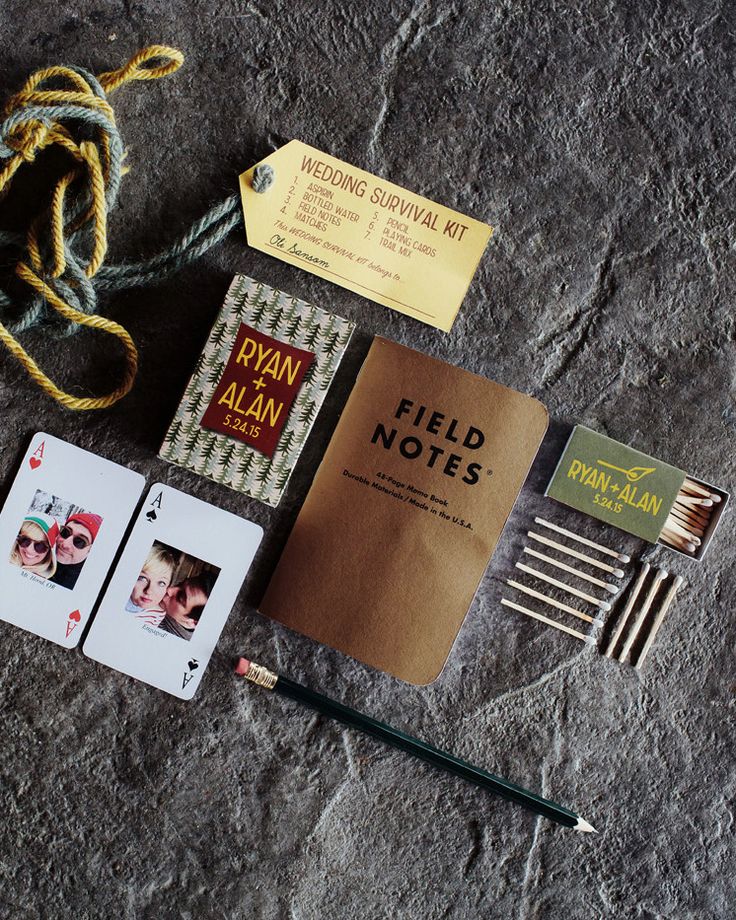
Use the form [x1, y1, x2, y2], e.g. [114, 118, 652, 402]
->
[0, 43, 277, 409]
[0, 50, 271, 338]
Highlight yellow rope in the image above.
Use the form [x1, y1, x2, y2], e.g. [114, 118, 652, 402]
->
[0, 45, 183, 410]
[98, 45, 184, 92]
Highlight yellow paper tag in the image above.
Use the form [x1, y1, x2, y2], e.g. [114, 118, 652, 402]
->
[239, 141, 493, 332]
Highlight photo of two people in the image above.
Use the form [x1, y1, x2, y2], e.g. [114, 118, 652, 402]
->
[9, 489, 102, 590]
[126, 540, 219, 642]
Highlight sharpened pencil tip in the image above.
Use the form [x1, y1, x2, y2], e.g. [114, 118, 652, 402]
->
[574, 818, 597, 833]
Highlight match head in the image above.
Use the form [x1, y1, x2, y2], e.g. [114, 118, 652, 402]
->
[612, 567, 625, 579]
[604, 584, 619, 595]
[656, 569, 669, 581]
[584, 635, 597, 646]
[234, 657, 251, 677]
[617, 553, 631, 563]
[592, 618, 604, 628]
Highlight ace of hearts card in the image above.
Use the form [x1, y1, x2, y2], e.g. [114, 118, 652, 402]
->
[0, 433, 145, 648]
[83, 483, 262, 699]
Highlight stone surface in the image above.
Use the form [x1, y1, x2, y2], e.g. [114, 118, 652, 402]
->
[1, 2, 734, 918]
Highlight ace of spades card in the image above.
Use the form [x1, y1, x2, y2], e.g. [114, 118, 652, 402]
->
[84, 483, 262, 699]
[0, 433, 145, 648]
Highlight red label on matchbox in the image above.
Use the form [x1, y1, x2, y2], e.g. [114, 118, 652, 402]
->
[200, 323, 314, 458]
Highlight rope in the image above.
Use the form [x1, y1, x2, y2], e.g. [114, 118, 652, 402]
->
[0, 45, 247, 411]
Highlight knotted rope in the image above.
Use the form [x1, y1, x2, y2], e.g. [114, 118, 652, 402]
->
[0, 45, 246, 410]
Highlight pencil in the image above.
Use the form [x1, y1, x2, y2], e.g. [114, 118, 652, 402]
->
[235, 658, 597, 833]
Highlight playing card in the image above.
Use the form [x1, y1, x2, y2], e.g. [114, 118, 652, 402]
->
[0, 433, 145, 647]
[83, 483, 262, 699]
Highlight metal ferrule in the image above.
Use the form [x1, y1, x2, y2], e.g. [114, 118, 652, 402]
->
[244, 661, 278, 690]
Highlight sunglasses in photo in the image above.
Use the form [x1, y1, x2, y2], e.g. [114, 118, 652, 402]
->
[59, 526, 91, 550]
[17, 535, 49, 554]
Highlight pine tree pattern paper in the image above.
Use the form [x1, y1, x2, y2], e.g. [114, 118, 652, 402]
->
[159, 275, 355, 506]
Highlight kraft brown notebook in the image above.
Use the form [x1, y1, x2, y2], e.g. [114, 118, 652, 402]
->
[260, 338, 548, 684]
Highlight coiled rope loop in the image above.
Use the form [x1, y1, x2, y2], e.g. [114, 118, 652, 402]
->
[0, 45, 244, 410]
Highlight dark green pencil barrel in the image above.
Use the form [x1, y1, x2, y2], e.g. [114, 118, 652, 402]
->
[274, 675, 579, 829]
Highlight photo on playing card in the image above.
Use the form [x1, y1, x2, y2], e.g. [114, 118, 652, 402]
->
[9, 489, 101, 590]
[0, 433, 145, 648]
[123, 540, 220, 639]
[84, 483, 262, 699]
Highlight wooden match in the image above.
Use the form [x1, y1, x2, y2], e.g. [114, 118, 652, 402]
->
[660, 478, 720, 557]
[670, 503, 707, 523]
[617, 567, 668, 663]
[660, 529, 697, 555]
[501, 598, 596, 644]
[663, 519, 701, 545]
[527, 531, 625, 578]
[634, 575, 685, 669]
[660, 526, 698, 554]
[668, 510, 704, 537]
[523, 547, 619, 594]
[683, 478, 720, 501]
[507, 578, 603, 625]
[670, 503, 704, 522]
[672, 507, 709, 529]
[603, 562, 650, 658]
[533, 517, 630, 562]
[674, 497, 710, 517]
[516, 562, 612, 610]
[673, 497, 707, 515]
[677, 495, 713, 508]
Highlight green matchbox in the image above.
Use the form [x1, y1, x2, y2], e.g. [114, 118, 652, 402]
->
[546, 426, 728, 559]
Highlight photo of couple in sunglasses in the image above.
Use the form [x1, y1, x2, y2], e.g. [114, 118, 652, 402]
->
[9, 489, 102, 590]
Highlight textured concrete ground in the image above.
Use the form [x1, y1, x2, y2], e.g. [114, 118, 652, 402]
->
[1, 2, 734, 918]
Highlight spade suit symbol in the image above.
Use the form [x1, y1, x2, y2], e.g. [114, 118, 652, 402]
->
[188, 659, 199, 671]
[146, 509, 157, 522]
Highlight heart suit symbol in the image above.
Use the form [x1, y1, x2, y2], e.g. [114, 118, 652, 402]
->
[29, 457, 41, 470]
[69, 610, 81, 622]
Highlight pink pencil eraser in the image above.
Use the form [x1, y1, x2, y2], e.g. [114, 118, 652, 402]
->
[235, 657, 251, 676]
